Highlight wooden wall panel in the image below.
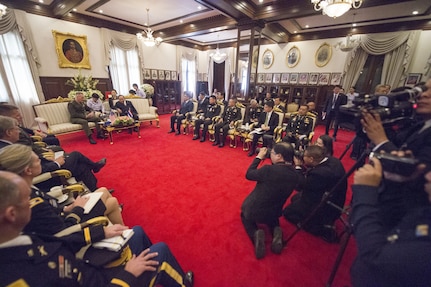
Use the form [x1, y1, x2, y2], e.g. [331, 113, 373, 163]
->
[40, 77, 112, 101]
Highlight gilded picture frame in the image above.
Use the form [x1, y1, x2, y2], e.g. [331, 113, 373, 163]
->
[315, 43, 332, 68]
[52, 31, 91, 69]
[262, 49, 274, 69]
[286, 46, 300, 68]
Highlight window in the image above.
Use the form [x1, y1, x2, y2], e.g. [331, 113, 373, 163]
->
[181, 58, 196, 97]
[109, 46, 140, 95]
[0, 28, 40, 126]
[355, 55, 385, 94]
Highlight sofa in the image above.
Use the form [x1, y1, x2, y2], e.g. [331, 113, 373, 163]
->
[32, 97, 158, 135]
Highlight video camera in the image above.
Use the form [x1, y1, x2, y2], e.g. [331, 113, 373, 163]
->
[370, 152, 419, 177]
[340, 85, 427, 126]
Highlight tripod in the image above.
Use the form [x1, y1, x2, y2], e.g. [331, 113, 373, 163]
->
[282, 149, 370, 287]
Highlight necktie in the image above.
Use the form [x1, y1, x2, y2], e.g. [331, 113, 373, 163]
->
[264, 113, 269, 126]
[332, 94, 338, 109]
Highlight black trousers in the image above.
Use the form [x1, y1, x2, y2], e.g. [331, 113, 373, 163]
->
[250, 132, 273, 151]
[170, 114, 186, 131]
[241, 211, 279, 242]
[194, 119, 212, 137]
[325, 110, 340, 137]
[63, 151, 98, 191]
[214, 122, 230, 143]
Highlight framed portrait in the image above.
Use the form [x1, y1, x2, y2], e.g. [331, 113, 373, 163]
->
[281, 73, 289, 84]
[273, 73, 281, 84]
[252, 49, 259, 69]
[286, 46, 300, 68]
[250, 73, 255, 83]
[165, 70, 171, 81]
[299, 73, 309, 85]
[265, 73, 273, 83]
[290, 73, 298, 84]
[257, 73, 265, 83]
[171, 71, 177, 81]
[405, 73, 422, 87]
[315, 43, 332, 68]
[330, 73, 342, 85]
[262, 49, 274, 69]
[318, 73, 331, 85]
[144, 69, 151, 80]
[308, 73, 319, 85]
[52, 30, 91, 69]
[151, 69, 158, 80]
[158, 70, 165, 80]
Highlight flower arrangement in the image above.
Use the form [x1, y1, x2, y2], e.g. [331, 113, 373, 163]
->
[66, 70, 104, 99]
[112, 116, 134, 127]
[140, 83, 154, 97]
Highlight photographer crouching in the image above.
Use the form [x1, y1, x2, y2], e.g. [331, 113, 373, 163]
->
[361, 78, 431, 229]
[351, 157, 431, 286]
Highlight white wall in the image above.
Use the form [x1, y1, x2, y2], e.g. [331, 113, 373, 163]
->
[27, 13, 108, 78]
[408, 30, 431, 80]
[142, 42, 177, 70]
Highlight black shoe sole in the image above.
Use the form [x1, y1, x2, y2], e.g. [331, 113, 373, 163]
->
[254, 229, 265, 259]
[271, 227, 283, 254]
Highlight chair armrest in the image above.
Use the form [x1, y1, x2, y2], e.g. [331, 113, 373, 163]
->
[31, 135, 43, 142]
[35, 117, 47, 124]
[64, 184, 86, 194]
[32, 169, 72, 185]
[149, 106, 158, 114]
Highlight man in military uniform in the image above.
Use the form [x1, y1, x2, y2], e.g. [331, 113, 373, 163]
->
[0, 171, 194, 287]
[196, 91, 209, 115]
[274, 96, 286, 113]
[216, 92, 227, 106]
[244, 99, 262, 124]
[213, 98, 241, 148]
[193, 95, 221, 142]
[68, 92, 104, 144]
[306, 101, 319, 117]
[248, 101, 279, 156]
[283, 104, 313, 148]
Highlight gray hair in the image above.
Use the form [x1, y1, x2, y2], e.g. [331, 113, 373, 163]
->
[0, 171, 21, 212]
[0, 115, 18, 138]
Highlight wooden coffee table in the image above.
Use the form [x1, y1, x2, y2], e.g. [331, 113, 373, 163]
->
[100, 122, 141, 144]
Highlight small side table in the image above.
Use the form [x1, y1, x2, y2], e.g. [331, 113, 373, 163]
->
[100, 122, 141, 144]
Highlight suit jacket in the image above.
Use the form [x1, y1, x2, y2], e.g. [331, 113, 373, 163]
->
[179, 100, 194, 115]
[0, 140, 11, 149]
[68, 100, 92, 119]
[287, 156, 347, 224]
[197, 97, 209, 113]
[114, 100, 138, 117]
[324, 92, 347, 114]
[274, 104, 286, 113]
[257, 111, 279, 135]
[242, 158, 299, 220]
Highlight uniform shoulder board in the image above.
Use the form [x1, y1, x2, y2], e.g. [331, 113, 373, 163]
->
[29, 197, 44, 209]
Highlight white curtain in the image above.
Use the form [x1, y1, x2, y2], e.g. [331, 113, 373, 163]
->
[109, 46, 140, 95]
[0, 28, 40, 127]
[207, 47, 234, 99]
[181, 57, 196, 99]
[342, 47, 368, 90]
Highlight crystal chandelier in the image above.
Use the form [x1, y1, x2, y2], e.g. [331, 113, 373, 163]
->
[136, 8, 162, 47]
[334, 34, 360, 52]
[0, 4, 7, 19]
[210, 35, 227, 64]
[311, 0, 362, 18]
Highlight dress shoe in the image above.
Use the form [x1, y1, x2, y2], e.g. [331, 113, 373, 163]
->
[93, 158, 106, 173]
[247, 150, 255, 157]
[128, 128, 133, 134]
[254, 229, 265, 259]
[184, 271, 194, 287]
[192, 135, 199, 140]
[175, 131, 181, 135]
[200, 137, 206, 142]
[212, 142, 219, 146]
[96, 134, 106, 139]
[134, 127, 139, 132]
[119, 203, 124, 211]
[218, 142, 225, 148]
[168, 130, 175, 134]
[108, 189, 115, 194]
[332, 136, 337, 142]
[271, 226, 283, 254]
[88, 135, 96, 144]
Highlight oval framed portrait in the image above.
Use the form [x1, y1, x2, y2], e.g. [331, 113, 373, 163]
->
[315, 43, 332, 67]
[286, 46, 300, 68]
[262, 49, 274, 69]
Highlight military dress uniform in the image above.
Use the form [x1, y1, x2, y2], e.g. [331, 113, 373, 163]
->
[245, 106, 262, 124]
[193, 103, 221, 142]
[282, 114, 313, 148]
[213, 105, 241, 147]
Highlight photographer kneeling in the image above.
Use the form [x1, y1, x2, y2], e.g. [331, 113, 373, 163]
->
[351, 157, 431, 286]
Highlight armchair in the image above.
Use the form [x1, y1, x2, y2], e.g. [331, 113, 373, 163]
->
[180, 100, 198, 134]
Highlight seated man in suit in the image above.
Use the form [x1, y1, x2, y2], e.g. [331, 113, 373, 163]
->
[0, 104, 60, 146]
[241, 143, 299, 259]
[114, 95, 139, 120]
[196, 91, 209, 115]
[244, 99, 262, 125]
[0, 171, 194, 287]
[282, 104, 314, 149]
[68, 92, 104, 144]
[273, 96, 286, 113]
[283, 145, 347, 242]
[168, 91, 194, 135]
[193, 95, 220, 142]
[213, 98, 242, 148]
[247, 100, 279, 156]
[216, 92, 227, 106]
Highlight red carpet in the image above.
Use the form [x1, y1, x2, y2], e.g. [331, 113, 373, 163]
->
[58, 115, 358, 287]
